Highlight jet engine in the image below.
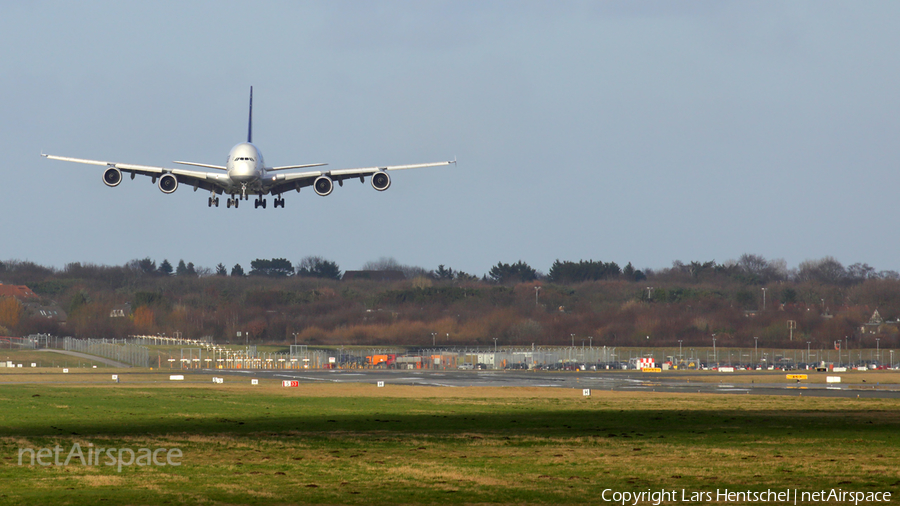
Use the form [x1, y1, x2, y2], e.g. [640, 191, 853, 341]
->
[314, 175, 333, 196]
[371, 171, 391, 191]
[102, 167, 123, 187]
[158, 173, 178, 194]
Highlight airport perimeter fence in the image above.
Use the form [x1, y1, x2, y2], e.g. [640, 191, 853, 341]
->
[126, 335, 212, 347]
[59, 337, 150, 368]
[165, 343, 897, 371]
[15, 333, 897, 371]
[161, 345, 586, 371]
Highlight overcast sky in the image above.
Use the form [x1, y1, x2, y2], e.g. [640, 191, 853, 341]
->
[3, 1, 899, 276]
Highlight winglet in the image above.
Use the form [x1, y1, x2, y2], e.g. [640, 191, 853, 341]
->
[247, 86, 253, 143]
[40, 151, 47, 158]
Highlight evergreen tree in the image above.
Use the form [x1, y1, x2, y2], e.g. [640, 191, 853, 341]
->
[488, 261, 537, 284]
[547, 259, 621, 283]
[176, 260, 188, 276]
[433, 264, 454, 280]
[231, 263, 245, 277]
[133, 257, 157, 275]
[455, 271, 478, 282]
[296, 256, 341, 280]
[215, 263, 228, 276]
[249, 258, 294, 277]
[158, 259, 173, 276]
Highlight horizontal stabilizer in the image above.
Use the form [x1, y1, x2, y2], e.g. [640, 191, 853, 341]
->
[268, 163, 328, 171]
[173, 161, 227, 170]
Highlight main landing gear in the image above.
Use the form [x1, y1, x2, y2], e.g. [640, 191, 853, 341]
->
[253, 195, 285, 208]
[207, 195, 220, 207]
[222, 193, 283, 209]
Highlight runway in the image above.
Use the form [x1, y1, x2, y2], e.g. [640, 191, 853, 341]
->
[204, 368, 900, 399]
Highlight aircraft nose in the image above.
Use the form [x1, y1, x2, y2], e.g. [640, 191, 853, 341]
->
[229, 163, 258, 182]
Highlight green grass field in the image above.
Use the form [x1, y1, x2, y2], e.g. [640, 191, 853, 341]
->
[1, 371, 899, 506]
[0, 350, 110, 370]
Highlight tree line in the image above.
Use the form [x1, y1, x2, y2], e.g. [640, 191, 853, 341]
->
[1, 254, 899, 353]
[9, 253, 883, 286]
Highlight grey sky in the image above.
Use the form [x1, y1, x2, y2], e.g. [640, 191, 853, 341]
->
[3, 1, 899, 276]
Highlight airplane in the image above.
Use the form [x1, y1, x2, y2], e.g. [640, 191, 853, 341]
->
[42, 87, 455, 209]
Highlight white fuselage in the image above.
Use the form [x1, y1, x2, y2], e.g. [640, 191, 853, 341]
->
[226, 142, 266, 186]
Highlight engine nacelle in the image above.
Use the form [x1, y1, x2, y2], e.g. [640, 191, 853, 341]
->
[314, 175, 333, 196]
[102, 167, 123, 187]
[371, 171, 391, 191]
[158, 173, 178, 194]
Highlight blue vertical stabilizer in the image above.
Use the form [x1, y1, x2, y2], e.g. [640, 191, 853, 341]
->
[247, 86, 253, 143]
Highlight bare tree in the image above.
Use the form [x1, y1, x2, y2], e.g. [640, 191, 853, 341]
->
[796, 256, 847, 284]
[361, 256, 426, 279]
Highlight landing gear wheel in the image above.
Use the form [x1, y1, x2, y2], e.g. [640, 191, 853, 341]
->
[215, 197, 220, 207]
[235, 199, 239, 208]
[262, 199, 267, 209]
[227, 199, 232, 208]
[208, 197, 212, 207]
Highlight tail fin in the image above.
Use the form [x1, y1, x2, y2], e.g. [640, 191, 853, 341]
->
[247, 86, 253, 143]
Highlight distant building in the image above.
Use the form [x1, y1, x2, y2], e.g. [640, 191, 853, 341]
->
[868, 309, 884, 326]
[0, 283, 66, 324]
[0, 284, 39, 300]
[110, 302, 132, 318]
[22, 301, 67, 323]
[862, 309, 897, 337]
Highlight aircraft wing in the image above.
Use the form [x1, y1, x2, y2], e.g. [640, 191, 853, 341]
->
[268, 160, 455, 194]
[329, 160, 456, 176]
[42, 154, 232, 193]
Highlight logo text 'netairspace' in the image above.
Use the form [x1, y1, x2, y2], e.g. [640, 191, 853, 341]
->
[18, 443, 182, 473]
